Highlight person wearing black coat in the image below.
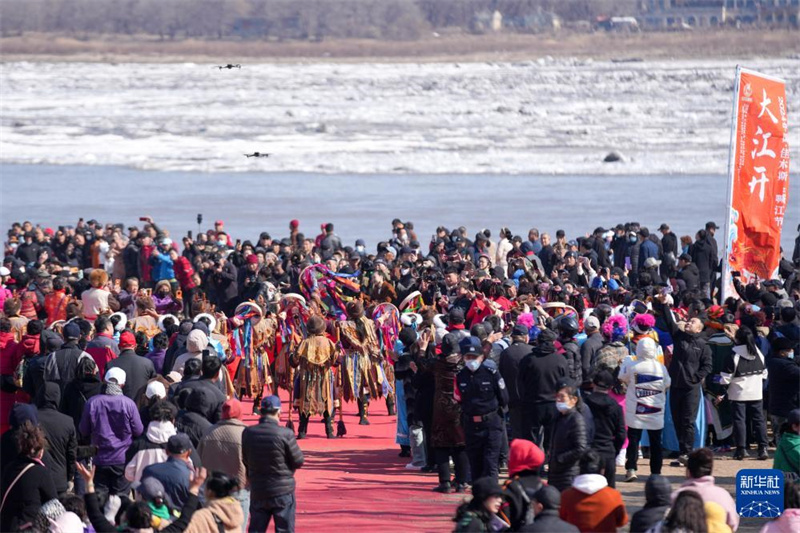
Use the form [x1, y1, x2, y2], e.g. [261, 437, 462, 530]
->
[583, 371, 626, 488]
[43, 335, 83, 393]
[548, 385, 588, 491]
[60, 356, 104, 439]
[656, 297, 712, 459]
[690, 231, 714, 296]
[519, 485, 579, 533]
[676, 254, 701, 292]
[175, 388, 213, 448]
[413, 337, 437, 471]
[610, 229, 628, 270]
[122, 239, 142, 281]
[518, 329, 568, 452]
[499, 326, 533, 439]
[171, 355, 226, 423]
[767, 336, 800, 441]
[22, 351, 47, 400]
[34, 382, 77, 495]
[660, 226, 679, 257]
[0, 419, 57, 533]
[242, 397, 304, 533]
[579, 319, 604, 389]
[629, 474, 672, 532]
[105, 333, 156, 401]
[162, 320, 193, 378]
[211, 258, 238, 315]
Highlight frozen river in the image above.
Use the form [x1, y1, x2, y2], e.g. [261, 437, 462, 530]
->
[1, 58, 798, 175]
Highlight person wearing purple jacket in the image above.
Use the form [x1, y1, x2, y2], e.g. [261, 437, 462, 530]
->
[79, 366, 143, 496]
[145, 332, 169, 375]
[152, 280, 182, 316]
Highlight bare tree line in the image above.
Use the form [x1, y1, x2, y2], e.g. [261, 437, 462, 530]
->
[0, 0, 639, 40]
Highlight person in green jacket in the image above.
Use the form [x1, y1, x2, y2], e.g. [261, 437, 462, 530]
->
[774, 409, 800, 475]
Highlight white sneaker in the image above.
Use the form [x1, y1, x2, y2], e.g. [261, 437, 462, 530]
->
[624, 469, 638, 482]
[405, 463, 423, 470]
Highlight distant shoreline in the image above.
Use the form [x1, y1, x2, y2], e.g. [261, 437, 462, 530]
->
[2, 30, 799, 63]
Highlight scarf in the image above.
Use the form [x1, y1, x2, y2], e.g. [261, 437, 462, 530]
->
[104, 382, 123, 396]
[149, 502, 171, 521]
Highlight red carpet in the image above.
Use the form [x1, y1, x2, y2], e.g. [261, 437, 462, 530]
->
[242, 396, 462, 532]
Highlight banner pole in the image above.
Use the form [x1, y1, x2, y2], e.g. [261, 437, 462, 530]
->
[720, 65, 742, 303]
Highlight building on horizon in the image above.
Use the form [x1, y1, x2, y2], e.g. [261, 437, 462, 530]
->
[641, 0, 798, 29]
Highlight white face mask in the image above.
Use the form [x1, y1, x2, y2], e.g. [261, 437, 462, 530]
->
[465, 359, 481, 372]
[556, 401, 572, 413]
[217, 240, 227, 247]
[401, 269, 410, 276]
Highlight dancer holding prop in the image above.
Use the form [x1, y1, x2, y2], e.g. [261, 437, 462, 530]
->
[337, 300, 384, 425]
[275, 294, 309, 431]
[290, 314, 337, 439]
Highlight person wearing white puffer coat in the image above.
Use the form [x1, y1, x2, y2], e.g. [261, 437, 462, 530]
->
[619, 337, 671, 482]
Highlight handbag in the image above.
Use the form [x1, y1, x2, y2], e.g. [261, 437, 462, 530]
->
[0, 463, 35, 514]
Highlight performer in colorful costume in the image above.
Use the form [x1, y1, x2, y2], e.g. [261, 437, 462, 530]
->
[337, 300, 384, 425]
[291, 315, 337, 439]
[373, 302, 401, 416]
[229, 301, 277, 415]
[275, 294, 309, 429]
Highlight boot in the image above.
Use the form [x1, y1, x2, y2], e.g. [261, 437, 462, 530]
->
[408, 424, 426, 468]
[297, 413, 309, 439]
[386, 395, 396, 416]
[757, 445, 769, 461]
[432, 482, 453, 494]
[358, 399, 370, 425]
[324, 413, 335, 439]
[733, 447, 749, 460]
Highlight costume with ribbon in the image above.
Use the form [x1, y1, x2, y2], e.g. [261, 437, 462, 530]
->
[337, 301, 384, 407]
[228, 302, 276, 407]
[299, 264, 361, 320]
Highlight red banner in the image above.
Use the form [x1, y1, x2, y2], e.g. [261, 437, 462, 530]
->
[722, 67, 790, 294]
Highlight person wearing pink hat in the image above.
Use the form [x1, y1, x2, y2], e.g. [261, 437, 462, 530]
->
[198, 398, 249, 531]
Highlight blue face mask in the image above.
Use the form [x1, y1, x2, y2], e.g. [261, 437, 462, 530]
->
[465, 359, 481, 372]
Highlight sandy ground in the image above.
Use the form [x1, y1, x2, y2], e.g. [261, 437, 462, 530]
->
[1, 30, 799, 63]
[615, 451, 773, 533]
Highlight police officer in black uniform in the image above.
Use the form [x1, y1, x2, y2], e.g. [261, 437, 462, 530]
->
[456, 336, 509, 484]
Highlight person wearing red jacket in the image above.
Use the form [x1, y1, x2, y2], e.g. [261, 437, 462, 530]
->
[0, 317, 21, 434]
[139, 236, 155, 288]
[170, 248, 196, 317]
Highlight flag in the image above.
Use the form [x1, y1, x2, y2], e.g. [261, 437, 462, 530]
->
[722, 67, 790, 298]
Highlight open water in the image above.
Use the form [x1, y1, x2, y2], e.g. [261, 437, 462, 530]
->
[2, 164, 798, 251]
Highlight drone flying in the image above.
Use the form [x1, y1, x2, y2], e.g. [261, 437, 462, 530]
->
[216, 64, 241, 70]
[244, 152, 270, 158]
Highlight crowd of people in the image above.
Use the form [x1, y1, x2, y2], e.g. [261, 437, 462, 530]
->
[0, 215, 799, 533]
